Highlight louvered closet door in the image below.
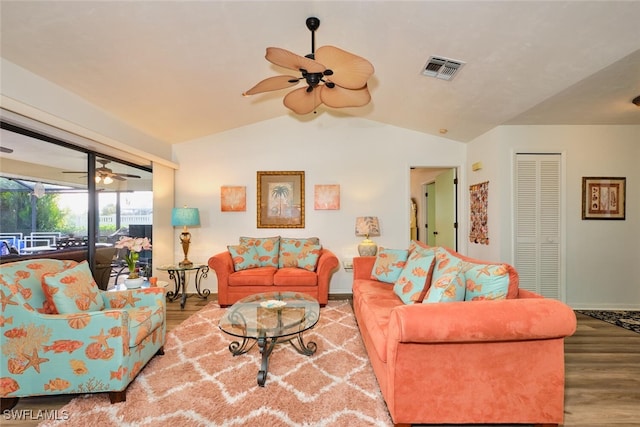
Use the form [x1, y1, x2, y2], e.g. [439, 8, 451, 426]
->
[515, 154, 563, 299]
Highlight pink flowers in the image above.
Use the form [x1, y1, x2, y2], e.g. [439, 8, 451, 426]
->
[115, 236, 152, 253]
[115, 237, 152, 278]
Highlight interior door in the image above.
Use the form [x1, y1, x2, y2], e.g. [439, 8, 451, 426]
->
[434, 168, 456, 249]
[426, 182, 436, 246]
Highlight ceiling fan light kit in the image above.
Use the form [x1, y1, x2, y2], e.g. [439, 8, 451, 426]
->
[243, 17, 374, 115]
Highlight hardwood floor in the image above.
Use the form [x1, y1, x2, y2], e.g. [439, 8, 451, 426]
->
[3, 298, 639, 426]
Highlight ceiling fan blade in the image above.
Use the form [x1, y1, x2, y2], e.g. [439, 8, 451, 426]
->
[111, 175, 127, 181]
[321, 85, 372, 109]
[62, 171, 86, 174]
[115, 173, 141, 179]
[0, 146, 13, 153]
[243, 75, 300, 96]
[283, 87, 323, 115]
[266, 47, 326, 73]
[315, 46, 374, 89]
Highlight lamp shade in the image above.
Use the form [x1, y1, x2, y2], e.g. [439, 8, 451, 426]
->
[355, 216, 380, 237]
[171, 207, 200, 227]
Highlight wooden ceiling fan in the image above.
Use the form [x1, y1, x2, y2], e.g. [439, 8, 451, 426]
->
[243, 17, 374, 115]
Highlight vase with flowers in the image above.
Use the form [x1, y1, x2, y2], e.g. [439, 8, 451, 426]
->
[115, 236, 152, 288]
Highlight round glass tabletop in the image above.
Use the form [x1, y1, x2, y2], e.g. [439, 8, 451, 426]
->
[219, 292, 320, 340]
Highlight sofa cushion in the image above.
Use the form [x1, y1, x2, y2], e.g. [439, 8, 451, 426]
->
[393, 246, 436, 304]
[42, 261, 105, 313]
[239, 236, 280, 268]
[228, 244, 261, 271]
[354, 279, 404, 363]
[371, 247, 409, 284]
[228, 267, 277, 286]
[273, 268, 318, 286]
[464, 264, 510, 301]
[279, 239, 322, 271]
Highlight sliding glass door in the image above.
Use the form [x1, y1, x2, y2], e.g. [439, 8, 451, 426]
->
[0, 122, 152, 289]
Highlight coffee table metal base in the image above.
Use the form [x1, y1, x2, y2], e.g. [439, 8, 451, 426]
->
[228, 332, 317, 386]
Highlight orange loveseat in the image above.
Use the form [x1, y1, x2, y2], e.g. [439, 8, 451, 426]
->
[352, 247, 577, 426]
[208, 237, 339, 307]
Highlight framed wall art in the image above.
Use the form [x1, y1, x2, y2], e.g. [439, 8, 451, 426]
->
[314, 184, 340, 210]
[220, 186, 246, 212]
[582, 177, 626, 220]
[469, 181, 489, 244]
[257, 171, 305, 228]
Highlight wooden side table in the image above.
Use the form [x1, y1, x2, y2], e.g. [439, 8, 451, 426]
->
[157, 264, 210, 309]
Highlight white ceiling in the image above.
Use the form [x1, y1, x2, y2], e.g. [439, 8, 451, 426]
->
[1, 1, 639, 145]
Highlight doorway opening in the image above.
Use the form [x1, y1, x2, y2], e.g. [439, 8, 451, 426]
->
[410, 167, 458, 251]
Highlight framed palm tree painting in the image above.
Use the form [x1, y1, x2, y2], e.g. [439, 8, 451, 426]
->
[257, 171, 305, 228]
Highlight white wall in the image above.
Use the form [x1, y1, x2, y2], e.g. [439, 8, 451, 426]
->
[468, 125, 640, 309]
[172, 114, 466, 294]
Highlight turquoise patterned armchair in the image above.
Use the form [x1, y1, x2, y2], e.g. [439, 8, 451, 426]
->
[0, 259, 166, 411]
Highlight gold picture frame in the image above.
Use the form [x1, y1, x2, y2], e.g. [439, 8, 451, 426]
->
[582, 177, 626, 220]
[257, 171, 305, 228]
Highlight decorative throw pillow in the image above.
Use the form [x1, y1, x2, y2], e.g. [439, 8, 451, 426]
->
[278, 238, 321, 269]
[464, 264, 510, 301]
[42, 261, 104, 314]
[239, 236, 280, 267]
[393, 246, 436, 304]
[423, 262, 466, 303]
[228, 244, 261, 271]
[408, 239, 430, 253]
[371, 247, 409, 284]
[279, 239, 322, 271]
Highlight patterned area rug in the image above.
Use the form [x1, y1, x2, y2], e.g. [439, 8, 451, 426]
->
[577, 310, 640, 334]
[40, 300, 392, 426]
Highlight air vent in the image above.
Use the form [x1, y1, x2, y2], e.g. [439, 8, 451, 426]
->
[421, 56, 465, 81]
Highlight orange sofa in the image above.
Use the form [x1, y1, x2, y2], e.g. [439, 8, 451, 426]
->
[352, 249, 577, 426]
[208, 237, 339, 307]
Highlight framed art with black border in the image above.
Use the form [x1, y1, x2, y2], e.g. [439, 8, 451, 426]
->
[582, 177, 626, 220]
[257, 171, 305, 228]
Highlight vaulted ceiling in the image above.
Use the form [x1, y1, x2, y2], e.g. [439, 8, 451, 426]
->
[1, 1, 639, 145]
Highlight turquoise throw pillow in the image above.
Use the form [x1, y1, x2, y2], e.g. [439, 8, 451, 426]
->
[393, 246, 436, 304]
[278, 238, 320, 269]
[464, 264, 510, 301]
[239, 236, 280, 267]
[42, 261, 104, 313]
[371, 247, 409, 284]
[279, 240, 322, 271]
[423, 265, 466, 303]
[423, 249, 466, 303]
[228, 244, 261, 271]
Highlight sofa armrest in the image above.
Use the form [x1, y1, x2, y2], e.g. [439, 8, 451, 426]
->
[102, 287, 166, 309]
[353, 256, 376, 280]
[208, 251, 234, 303]
[208, 251, 234, 280]
[388, 298, 577, 344]
[316, 249, 339, 305]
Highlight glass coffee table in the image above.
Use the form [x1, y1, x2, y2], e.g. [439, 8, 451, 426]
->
[219, 292, 320, 386]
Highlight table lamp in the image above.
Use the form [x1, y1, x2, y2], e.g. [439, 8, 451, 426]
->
[355, 216, 380, 256]
[171, 207, 200, 267]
